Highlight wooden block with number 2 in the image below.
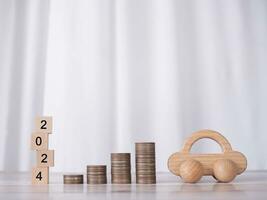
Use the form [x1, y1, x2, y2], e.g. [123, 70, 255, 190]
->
[37, 150, 54, 167]
[32, 167, 49, 184]
[35, 116, 52, 133]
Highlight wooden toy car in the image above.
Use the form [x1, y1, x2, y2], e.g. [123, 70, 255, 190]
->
[168, 130, 247, 183]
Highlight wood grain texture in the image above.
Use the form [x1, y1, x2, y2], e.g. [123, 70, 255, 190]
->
[168, 130, 247, 182]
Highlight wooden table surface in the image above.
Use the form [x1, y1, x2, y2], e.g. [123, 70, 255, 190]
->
[0, 171, 266, 199]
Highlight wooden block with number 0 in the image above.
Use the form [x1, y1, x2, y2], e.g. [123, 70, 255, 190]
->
[35, 116, 52, 133]
[31, 133, 48, 150]
[32, 167, 49, 184]
[37, 150, 54, 167]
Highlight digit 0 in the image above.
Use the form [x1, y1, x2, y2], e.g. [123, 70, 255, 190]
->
[35, 136, 42, 146]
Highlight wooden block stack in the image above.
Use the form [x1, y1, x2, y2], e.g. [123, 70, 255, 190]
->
[31, 117, 54, 184]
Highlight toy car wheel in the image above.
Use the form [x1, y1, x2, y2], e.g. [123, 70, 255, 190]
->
[213, 159, 237, 183]
[180, 159, 203, 183]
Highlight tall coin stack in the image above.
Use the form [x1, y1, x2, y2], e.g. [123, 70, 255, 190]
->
[87, 165, 107, 184]
[135, 142, 156, 184]
[111, 153, 131, 184]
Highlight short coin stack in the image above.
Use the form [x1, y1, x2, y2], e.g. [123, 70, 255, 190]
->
[63, 174, 84, 184]
[87, 165, 107, 184]
[135, 142, 156, 184]
[111, 153, 131, 184]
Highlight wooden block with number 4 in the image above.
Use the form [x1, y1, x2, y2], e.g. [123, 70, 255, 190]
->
[32, 167, 49, 184]
[37, 150, 54, 167]
[35, 116, 52, 133]
[31, 133, 48, 150]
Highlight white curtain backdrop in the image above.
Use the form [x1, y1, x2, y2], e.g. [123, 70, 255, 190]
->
[0, 0, 267, 172]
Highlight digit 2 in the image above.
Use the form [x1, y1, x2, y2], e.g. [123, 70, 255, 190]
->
[41, 154, 48, 163]
[40, 120, 47, 129]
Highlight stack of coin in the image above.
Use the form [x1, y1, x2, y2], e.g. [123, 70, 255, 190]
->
[87, 165, 107, 184]
[111, 153, 131, 184]
[135, 142, 156, 184]
[63, 174, 84, 184]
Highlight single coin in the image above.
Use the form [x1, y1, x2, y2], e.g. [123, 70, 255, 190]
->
[64, 174, 84, 179]
[111, 166, 131, 169]
[136, 154, 155, 157]
[87, 176, 107, 184]
[87, 171, 106, 175]
[64, 179, 83, 183]
[111, 163, 130, 166]
[110, 168, 131, 173]
[136, 164, 156, 168]
[87, 178, 107, 182]
[112, 181, 131, 184]
[87, 165, 106, 173]
[136, 161, 156, 164]
[136, 149, 155, 152]
[136, 177, 156, 180]
[111, 165, 131, 168]
[111, 159, 131, 162]
[135, 148, 155, 151]
[111, 179, 131, 183]
[136, 169, 156, 173]
[112, 173, 131, 177]
[111, 169, 131, 172]
[135, 154, 155, 157]
[111, 161, 131, 165]
[87, 181, 107, 184]
[112, 180, 131, 184]
[111, 160, 131, 163]
[111, 171, 131, 175]
[135, 162, 155, 165]
[136, 167, 155, 171]
[136, 162, 156, 166]
[136, 149, 155, 151]
[135, 143, 155, 151]
[136, 179, 156, 184]
[87, 165, 106, 169]
[87, 174, 107, 177]
[135, 142, 155, 146]
[135, 157, 155, 161]
[136, 156, 155, 159]
[111, 153, 130, 158]
[136, 170, 155, 174]
[136, 174, 156, 177]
